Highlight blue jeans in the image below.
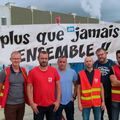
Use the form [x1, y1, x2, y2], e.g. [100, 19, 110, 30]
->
[82, 107, 101, 120]
[112, 101, 120, 120]
[55, 101, 74, 120]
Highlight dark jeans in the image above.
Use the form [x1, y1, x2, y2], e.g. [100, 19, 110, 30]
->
[55, 101, 74, 120]
[4, 103, 25, 120]
[34, 105, 55, 120]
[82, 107, 101, 120]
[112, 101, 120, 120]
[101, 98, 112, 120]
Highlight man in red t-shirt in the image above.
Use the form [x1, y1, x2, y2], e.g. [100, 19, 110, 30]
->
[27, 51, 61, 120]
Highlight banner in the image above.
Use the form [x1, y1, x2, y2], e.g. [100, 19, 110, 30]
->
[0, 23, 120, 65]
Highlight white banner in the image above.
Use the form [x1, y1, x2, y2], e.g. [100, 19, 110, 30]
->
[0, 24, 120, 65]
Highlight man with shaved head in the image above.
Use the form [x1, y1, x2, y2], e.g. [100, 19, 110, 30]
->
[55, 56, 78, 120]
[77, 56, 105, 120]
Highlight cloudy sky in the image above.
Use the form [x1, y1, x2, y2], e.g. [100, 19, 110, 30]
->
[0, 0, 120, 22]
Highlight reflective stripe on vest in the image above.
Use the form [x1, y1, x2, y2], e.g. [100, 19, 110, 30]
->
[0, 67, 28, 108]
[0, 85, 4, 97]
[0, 93, 3, 97]
[81, 95, 100, 100]
[112, 90, 120, 94]
[79, 69, 101, 107]
[82, 88, 101, 94]
[112, 65, 120, 102]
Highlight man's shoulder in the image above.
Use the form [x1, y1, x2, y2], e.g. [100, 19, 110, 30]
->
[20, 67, 27, 71]
[107, 59, 115, 64]
[67, 68, 77, 74]
[94, 60, 99, 66]
[106, 59, 116, 67]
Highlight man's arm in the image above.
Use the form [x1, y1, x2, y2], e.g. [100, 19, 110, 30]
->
[77, 84, 82, 111]
[73, 81, 77, 100]
[54, 80, 61, 112]
[0, 70, 6, 95]
[27, 83, 33, 105]
[27, 83, 39, 114]
[101, 83, 105, 110]
[110, 75, 120, 86]
[0, 70, 6, 92]
[0, 83, 3, 93]
[72, 71, 78, 100]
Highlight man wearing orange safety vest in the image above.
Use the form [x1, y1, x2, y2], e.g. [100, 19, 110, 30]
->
[0, 51, 28, 120]
[110, 50, 120, 120]
[77, 56, 105, 120]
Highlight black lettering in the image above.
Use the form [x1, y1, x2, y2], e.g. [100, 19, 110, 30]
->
[101, 42, 111, 51]
[48, 32, 55, 42]
[14, 35, 22, 44]
[113, 28, 119, 38]
[37, 32, 47, 45]
[46, 47, 54, 60]
[38, 47, 44, 53]
[9, 31, 14, 44]
[101, 28, 108, 38]
[23, 34, 30, 44]
[27, 47, 38, 62]
[70, 45, 78, 58]
[80, 29, 87, 39]
[71, 27, 79, 42]
[79, 44, 85, 58]
[55, 45, 68, 58]
[109, 25, 113, 37]
[88, 29, 100, 38]
[0, 35, 9, 48]
[57, 30, 64, 41]
[86, 44, 94, 56]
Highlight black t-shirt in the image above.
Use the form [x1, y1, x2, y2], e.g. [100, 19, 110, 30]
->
[109, 67, 114, 75]
[94, 59, 115, 99]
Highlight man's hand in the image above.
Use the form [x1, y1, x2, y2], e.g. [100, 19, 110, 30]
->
[0, 105, 2, 110]
[53, 100, 60, 112]
[101, 101, 106, 110]
[30, 103, 39, 114]
[78, 102, 83, 111]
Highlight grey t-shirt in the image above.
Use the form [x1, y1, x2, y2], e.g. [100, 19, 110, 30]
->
[0, 65, 25, 104]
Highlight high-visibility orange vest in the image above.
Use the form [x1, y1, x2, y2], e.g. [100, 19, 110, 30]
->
[112, 65, 120, 102]
[0, 66, 28, 108]
[79, 69, 102, 108]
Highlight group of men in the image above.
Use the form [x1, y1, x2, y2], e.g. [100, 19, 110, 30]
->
[0, 48, 120, 120]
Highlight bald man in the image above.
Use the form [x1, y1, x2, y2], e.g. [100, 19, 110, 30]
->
[77, 56, 105, 120]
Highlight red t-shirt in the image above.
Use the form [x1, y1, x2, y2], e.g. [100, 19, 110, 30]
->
[27, 66, 60, 106]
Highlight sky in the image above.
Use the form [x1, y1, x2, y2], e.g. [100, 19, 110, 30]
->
[0, 0, 120, 22]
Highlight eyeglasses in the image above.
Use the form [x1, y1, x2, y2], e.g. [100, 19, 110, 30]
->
[11, 58, 21, 60]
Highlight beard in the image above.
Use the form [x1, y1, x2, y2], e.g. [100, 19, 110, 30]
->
[40, 61, 48, 67]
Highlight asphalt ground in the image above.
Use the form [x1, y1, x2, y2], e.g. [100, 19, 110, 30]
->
[0, 101, 109, 120]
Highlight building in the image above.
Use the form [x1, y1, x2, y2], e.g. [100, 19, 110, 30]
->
[0, 3, 99, 25]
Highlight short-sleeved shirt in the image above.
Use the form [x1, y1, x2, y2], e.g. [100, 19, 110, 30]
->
[77, 69, 102, 85]
[58, 68, 78, 105]
[27, 66, 60, 107]
[0, 65, 25, 104]
[94, 59, 115, 98]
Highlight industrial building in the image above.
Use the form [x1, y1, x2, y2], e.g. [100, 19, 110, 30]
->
[0, 3, 99, 25]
